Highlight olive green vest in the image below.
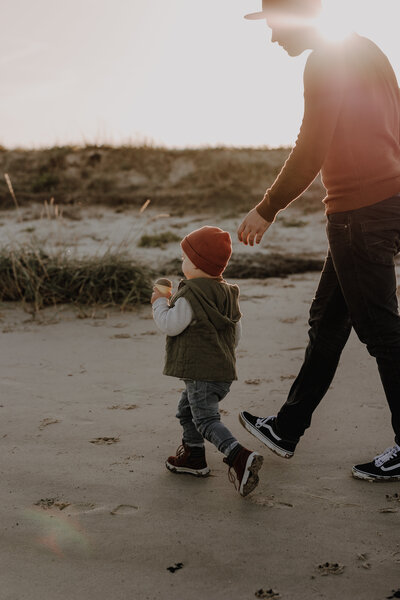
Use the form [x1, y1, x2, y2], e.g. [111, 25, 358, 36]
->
[163, 277, 241, 382]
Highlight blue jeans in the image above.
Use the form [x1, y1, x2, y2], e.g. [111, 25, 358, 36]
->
[176, 380, 238, 456]
[276, 195, 400, 445]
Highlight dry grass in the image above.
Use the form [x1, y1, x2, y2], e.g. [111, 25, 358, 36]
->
[138, 231, 181, 248]
[0, 145, 325, 215]
[161, 252, 323, 279]
[0, 242, 323, 313]
[0, 145, 326, 311]
[0, 245, 154, 313]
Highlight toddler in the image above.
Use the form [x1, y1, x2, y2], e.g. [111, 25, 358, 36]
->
[151, 226, 263, 497]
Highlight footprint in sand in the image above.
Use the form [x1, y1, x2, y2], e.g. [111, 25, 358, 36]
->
[90, 437, 120, 445]
[357, 553, 371, 570]
[110, 504, 139, 516]
[34, 500, 99, 514]
[110, 333, 131, 339]
[167, 562, 184, 573]
[255, 589, 280, 599]
[66, 503, 98, 514]
[244, 377, 273, 385]
[250, 495, 294, 509]
[39, 418, 61, 431]
[386, 493, 400, 503]
[279, 317, 299, 324]
[317, 562, 345, 576]
[392, 551, 400, 564]
[34, 498, 70, 510]
[107, 404, 138, 410]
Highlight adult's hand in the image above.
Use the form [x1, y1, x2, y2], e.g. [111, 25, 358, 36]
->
[237, 208, 271, 246]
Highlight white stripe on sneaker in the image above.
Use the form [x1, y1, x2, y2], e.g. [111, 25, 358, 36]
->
[381, 462, 400, 472]
[255, 417, 281, 441]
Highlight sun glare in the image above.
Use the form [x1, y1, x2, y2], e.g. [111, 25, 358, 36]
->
[315, 0, 357, 42]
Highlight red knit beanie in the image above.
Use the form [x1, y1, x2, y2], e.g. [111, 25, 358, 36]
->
[181, 226, 232, 277]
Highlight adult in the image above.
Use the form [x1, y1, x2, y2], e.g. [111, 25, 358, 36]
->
[238, 0, 400, 481]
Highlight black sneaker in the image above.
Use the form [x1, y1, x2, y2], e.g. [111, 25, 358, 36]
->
[239, 412, 296, 459]
[352, 444, 400, 481]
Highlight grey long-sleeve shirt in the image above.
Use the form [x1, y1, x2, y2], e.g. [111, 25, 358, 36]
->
[152, 297, 242, 346]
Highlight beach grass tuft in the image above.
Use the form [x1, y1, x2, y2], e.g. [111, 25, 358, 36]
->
[0, 246, 154, 312]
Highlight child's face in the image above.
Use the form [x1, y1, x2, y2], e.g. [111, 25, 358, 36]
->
[181, 252, 199, 279]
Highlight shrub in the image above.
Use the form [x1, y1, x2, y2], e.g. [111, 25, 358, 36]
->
[138, 231, 181, 248]
[31, 173, 60, 193]
[0, 246, 154, 312]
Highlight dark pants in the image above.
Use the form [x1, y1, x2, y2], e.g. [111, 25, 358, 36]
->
[276, 195, 400, 445]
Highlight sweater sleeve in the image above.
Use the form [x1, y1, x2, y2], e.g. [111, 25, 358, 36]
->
[152, 296, 193, 336]
[256, 46, 345, 222]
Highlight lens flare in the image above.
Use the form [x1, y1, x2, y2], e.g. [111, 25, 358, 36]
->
[315, 0, 356, 42]
[23, 508, 92, 558]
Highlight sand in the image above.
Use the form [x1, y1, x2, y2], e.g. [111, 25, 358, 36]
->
[1, 205, 400, 600]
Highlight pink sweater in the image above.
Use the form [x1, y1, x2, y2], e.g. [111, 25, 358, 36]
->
[256, 34, 400, 222]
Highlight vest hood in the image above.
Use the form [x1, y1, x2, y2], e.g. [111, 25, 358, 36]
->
[175, 278, 241, 331]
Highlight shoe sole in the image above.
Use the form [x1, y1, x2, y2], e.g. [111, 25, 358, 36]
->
[165, 461, 210, 477]
[352, 466, 400, 482]
[238, 413, 294, 459]
[240, 452, 264, 497]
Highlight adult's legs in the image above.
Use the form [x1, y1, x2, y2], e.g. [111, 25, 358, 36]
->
[276, 252, 352, 441]
[277, 196, 400, 444]
[326, 198, 400, 444]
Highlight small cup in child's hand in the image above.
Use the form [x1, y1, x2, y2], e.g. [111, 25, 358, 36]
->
[154, 278, 173, 295]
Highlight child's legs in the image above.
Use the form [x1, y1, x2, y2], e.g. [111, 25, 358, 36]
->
[176, 385, 205, 447]
[186, 380, 238, 456]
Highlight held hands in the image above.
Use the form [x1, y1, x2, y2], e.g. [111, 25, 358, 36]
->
[237, 208, 271, 246]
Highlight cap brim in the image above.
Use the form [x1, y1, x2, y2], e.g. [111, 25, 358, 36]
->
[244, 11, 267, 20]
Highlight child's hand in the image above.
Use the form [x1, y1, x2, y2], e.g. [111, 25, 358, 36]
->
[151, 286, 172, 304]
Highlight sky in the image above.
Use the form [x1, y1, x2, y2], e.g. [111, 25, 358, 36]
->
[1, 0, 399, 149]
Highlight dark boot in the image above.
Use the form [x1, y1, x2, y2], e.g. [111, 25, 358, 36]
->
[166, 443, 210, 477]
[224, 444, 263, 496]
